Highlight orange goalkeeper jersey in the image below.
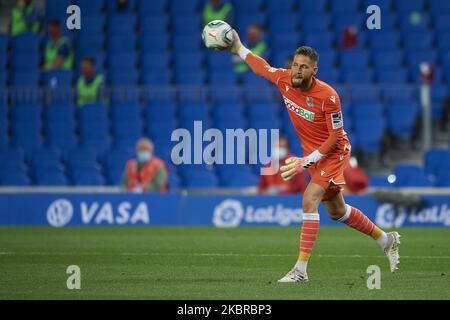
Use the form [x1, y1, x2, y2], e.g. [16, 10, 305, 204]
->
[245, 53, 351, 157]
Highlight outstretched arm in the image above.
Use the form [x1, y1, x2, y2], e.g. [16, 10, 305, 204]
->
[228, 30, 286, 84]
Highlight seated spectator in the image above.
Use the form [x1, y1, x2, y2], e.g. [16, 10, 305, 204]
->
[203, 0, 233, 26]
[43, 20, 74, 71]
[10, 0, 41, 36]
[343, 157, 369, 194]
[76, 57, 107, 107]
[234, 24, 267, 73]
[258, 137, 308, 195]
[122, 138, 168, 193]
[342, 26, 358, 49]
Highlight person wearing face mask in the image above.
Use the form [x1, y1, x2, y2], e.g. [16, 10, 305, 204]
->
[258, 136, 307, 195]
[121, 138, 168, 193]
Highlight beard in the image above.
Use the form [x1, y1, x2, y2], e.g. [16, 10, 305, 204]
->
[291, 75, 312, 91]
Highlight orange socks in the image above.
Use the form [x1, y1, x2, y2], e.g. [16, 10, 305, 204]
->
[338, 204, 384, 241]
[296, 213, 320, 271]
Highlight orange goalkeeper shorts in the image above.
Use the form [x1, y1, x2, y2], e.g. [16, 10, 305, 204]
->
[308, 148, 351, 201]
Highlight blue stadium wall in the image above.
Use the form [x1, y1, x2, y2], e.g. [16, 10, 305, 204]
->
[0, 193, 449, 228]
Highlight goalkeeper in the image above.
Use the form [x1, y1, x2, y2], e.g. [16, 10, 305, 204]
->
[224, 29, 401, 283]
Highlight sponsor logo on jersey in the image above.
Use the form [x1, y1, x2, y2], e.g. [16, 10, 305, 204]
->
[331, 111, 343, 129]
[282, 96, 315, 122]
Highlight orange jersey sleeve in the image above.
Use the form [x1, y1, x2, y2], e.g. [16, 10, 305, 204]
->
[318, 94, 345, 155]
[244, 53, 288, 85]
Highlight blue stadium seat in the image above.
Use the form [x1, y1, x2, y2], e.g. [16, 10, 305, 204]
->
[109, 70, 139, 85]
[35, 169, 67, 186]
[170, 0, 199, 14]
[144, 87, 176, 103]
[140, 52, 170, 71]
[395, 0, 424, 14]
[369, 33, 400, 50]
[174, 52, 204, 72]
[172, 16, 201, 36]
[172, 35, 202, 52]
[30, 148, 62, 171]
[206, 52, 234, 72]
[272, 50, 293, 69]
[269, 15, 299, 34]
[270, 33, 302, 51]
[373, 50, 403, 69]
[178, 102, 209, 121]
[175, 71, 206, 85]
[107, 35, 136, 52]
[351, 86, 381, 102]
[108, 13, 137, 36]
[243, 84, 274, 103]
[382, 85, 416, 101]
[387, 101, 420, 137]
[11, 34, 39, 53]
[139, 16, 168, 35]
[46, 0, 72, 20]
[110, 87, 141, 106]
[428, 0, 450, 14]
[71, 167, 105, 186]
[267, 0, 296, 13]
[342, 70, 374, 84]
[11, 53, 40, 72]
[300, 15, 330, 33]
[233, 0, 264, 13]
[339, 49, 370, 71]
[236, 13, 267, 33]
[376, 69, 408, 84]
[12, 121, 43, 154]
[354, 119, 386, 153]
[141, 72, 172, 85]
[0, 148, 26, 172]
[297, 0, 327, 14]
[330, 0, 359, 14]
[10, 88, 43, 106]
[316, 68, 340, 85]
[10, 72, 40, 86]
[212, 102, 245, 120]
[0, 171, 30, 186]
[316, 51, 337, 69]
[107, 52, 137, 71]
[424, 148, 450, 178]
[75, 0, 105, 16]
[137, 0, 167, 15]
[393, 163, 433, 187]
[434, 14, 450, 33]
[75, 34, 104, 55]
[403, 32, 433, 50]
[77, 16, 105, 36]
[406, 50, 438, 68]
[369, 174, 393, 188]
[304, 33, 334, 50]
[352, 102, 384, 119]
[140, 34, 169, 52]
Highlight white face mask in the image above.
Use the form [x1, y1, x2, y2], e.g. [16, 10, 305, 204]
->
[273, 147, 288, 160]
[137, 151, 152, 163]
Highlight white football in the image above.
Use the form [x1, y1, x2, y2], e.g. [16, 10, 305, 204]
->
[202, 20, 234, 51]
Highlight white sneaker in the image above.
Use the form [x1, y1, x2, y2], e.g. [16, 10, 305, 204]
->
[277, 267, 309, 283]
[384, 231, 401, 272]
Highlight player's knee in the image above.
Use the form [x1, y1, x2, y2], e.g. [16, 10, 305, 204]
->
[327, 205, 346, 220]
[302, 197, 319, 213]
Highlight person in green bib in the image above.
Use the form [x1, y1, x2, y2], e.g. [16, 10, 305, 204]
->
[44, 20, 74, 71]
[203, 0, 234, 26]
[234, 24, 267, 74]
[10, 0, 41, 36]
[76, 57, 107, 107]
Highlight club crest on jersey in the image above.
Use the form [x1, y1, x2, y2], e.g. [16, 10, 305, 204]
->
[282, 96, 315, 122]
[306, 97, 314, 108]
[331, 111, 343, 129]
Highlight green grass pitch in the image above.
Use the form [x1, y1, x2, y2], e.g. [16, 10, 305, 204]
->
[0, 226, 449, 300]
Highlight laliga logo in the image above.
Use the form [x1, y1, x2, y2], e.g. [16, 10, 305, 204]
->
[375, 204, 407, 228]
[213, 199, 244, 228]
[47, 199, 74, 227]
